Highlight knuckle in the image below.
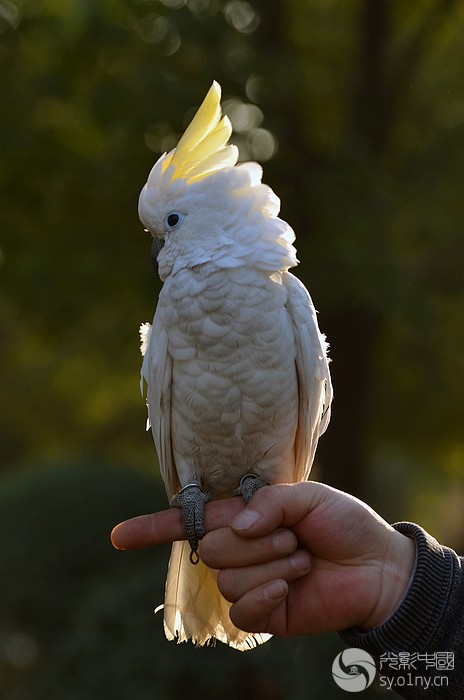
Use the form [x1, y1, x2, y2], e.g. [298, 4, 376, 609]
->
[250, 483, 280, 508]
[229, 602, 258, 633]
[198, 532, 217, 566]
[217, 569, 237, 602]
[272, 528, 297, 555]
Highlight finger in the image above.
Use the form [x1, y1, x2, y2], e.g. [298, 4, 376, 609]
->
[111, 496, 245, 550]
[229, 579, 288, 633]
[218, 549, 312, 602]
[230, 482, 340, 539]
[111, 509, 183, 550]
[200, 527, 298, 569]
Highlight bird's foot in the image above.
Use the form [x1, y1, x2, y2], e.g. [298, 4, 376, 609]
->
[171, 484, 211, 565]
[236, 473, 269, 503]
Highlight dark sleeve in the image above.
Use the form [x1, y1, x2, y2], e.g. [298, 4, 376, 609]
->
[339, 522, 463, 698]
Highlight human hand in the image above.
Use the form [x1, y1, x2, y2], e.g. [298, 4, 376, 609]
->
[111, 482, 416, 638]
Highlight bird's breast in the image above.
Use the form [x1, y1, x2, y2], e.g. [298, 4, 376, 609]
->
[159, 265, 299, 495]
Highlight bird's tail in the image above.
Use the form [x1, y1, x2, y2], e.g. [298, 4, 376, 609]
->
[162, 540, 271, 651]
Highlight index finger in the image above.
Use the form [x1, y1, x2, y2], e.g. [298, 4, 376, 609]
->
[111, 496, 245, 550]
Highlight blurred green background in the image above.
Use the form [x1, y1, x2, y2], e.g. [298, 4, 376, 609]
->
[1, 0, 463, 697]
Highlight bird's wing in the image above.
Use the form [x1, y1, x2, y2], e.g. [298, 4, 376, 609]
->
[283, 272, 333, 483]
[140, 313, 179, 500]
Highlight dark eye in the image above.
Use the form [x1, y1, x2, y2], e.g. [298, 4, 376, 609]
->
[167, 213, 179, 227]
[164, 211, 184, 230]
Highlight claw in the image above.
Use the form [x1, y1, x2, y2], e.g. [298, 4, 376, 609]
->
[236, 473, 269, 503]
[171, 483, 211, 564]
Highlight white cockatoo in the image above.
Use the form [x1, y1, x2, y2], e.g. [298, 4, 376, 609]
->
[138, 82, 332, 651]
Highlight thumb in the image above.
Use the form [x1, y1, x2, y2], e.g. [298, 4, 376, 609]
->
[230, 482, 336, 538]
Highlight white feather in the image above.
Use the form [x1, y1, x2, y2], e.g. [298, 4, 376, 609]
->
[163, 542, 271, 651]
[282, 272, 333, 480]
[139, 322, 152, 357]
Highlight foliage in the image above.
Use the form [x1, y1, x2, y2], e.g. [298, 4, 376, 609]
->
[1, 0, 463, 483]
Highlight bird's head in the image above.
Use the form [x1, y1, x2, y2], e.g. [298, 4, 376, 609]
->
[138, 81, 297, 280]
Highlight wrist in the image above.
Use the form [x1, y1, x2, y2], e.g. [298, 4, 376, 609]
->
[361, 530, 416, 630]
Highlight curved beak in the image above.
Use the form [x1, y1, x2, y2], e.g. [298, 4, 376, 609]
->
[151, 237, 165, 275]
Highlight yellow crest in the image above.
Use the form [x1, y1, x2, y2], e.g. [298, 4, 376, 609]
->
[160, 81, 238, 185]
